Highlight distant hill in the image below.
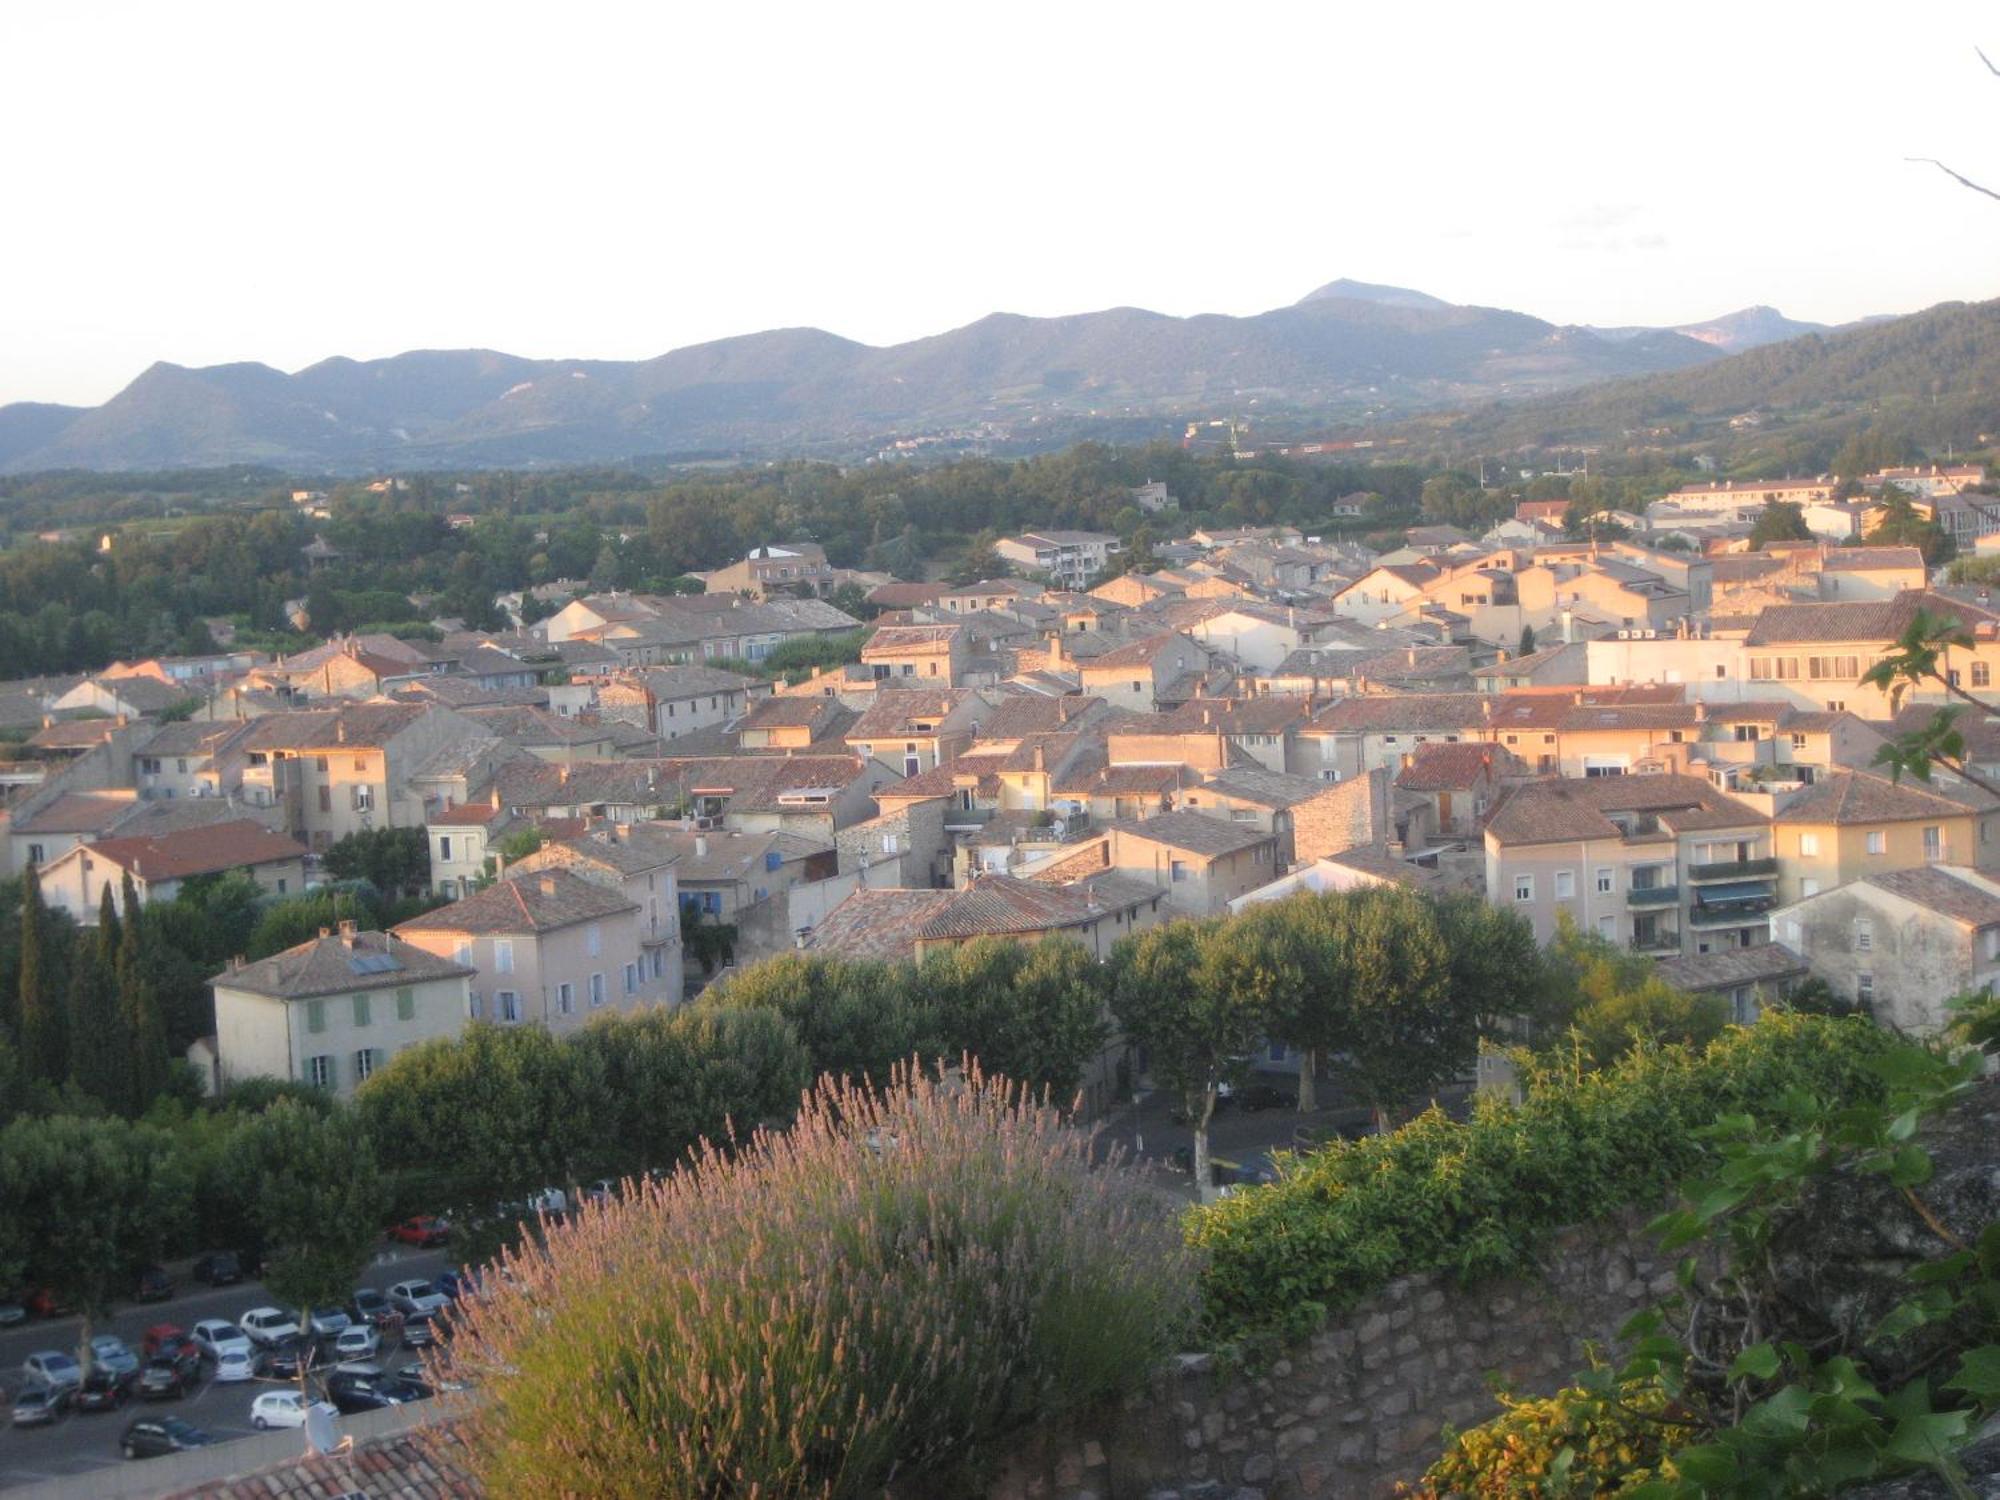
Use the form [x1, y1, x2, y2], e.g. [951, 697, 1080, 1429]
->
[0, 284, 1761, 473]
[1425, 297, 2000, 452]
[1668, 305, 1831, 353]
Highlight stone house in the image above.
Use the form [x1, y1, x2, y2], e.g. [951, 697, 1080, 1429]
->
[1767, 770, 1998, 907]
[844, 688, 988, 777]
[38, 819, 307, 924]
[1077, 633, 1213, 713]
[862, 624, 969, 686]
[502, 826, 686, 1003]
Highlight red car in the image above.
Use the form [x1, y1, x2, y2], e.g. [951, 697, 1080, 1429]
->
[141, 1324, 190, 1360]
[387, 1216, 449, 1248]
[24, 1288, 72, 1319]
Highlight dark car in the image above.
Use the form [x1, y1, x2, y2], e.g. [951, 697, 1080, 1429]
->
[1235, 1082, 1296, 1113]
[324, 1370, 408, 1415]
[121, 1415, 214, 1459]
[256, 1337, 312, 1381]
[349, 1287, 396, 1328]
[74, 1367, 138, 1413]
[0, 1298, 26, 1329]
[136, 1355, 194, 1401]
[436, 1267, 482, 1302]
[397, 1310, 439, 1350]
[376, 1372, 434, 1402]
[10, 1384, 69, 1427]
[132, 1265, 174, 1303]
[191, 1251, 241, 1286]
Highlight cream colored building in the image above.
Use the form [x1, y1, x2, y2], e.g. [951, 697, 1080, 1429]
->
[210, 924, 475, 1098]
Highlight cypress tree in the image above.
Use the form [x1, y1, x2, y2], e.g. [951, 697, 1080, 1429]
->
[67, 890, 123, 1108]
[17, 866, 63, 1084]
[116, 872, 168, 1114]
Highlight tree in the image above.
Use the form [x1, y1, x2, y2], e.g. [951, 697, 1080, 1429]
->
[713, 953, 935, 1085]
[1219, 896, 1342, 1111]
[1863, 606, 2000, 798]
[1430, 893, 1550, 1040]
[116, 873, 170, 1116]
[1111, 920, 1269, 1201]
[1544, 918, 1727, 1067]
[947, 534, 1009, 587]
[1517, 624, 1537, 658]
[923, 937, 1109, 1100]
[1747, 500, 1812, 550]
[66, 889, 124, 1108]
[323, 827, 430, 896]
[1330, 887, 1467, 1127]
[0, 1115, 190, 1371]
[16, 867, 63, 1087]
[227, 1099, 388, 1389]
[1868, 484, 1953, 564]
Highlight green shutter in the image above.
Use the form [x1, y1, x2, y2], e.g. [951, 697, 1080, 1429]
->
[396, 987, 415, 1021]
[306, 1000, 325, 1034]
[353, 993, 371, 1027]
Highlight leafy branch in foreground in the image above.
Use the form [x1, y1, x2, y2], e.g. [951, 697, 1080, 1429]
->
[1862, 607, 2000, 799]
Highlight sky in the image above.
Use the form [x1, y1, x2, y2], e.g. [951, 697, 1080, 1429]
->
[4, 1, 1999, 407]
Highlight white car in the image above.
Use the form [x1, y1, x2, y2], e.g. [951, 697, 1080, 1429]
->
[387, 1279, 446, 1317]
[21, 1351, 81, 1391]
[329, 1325, 380, 1364]
[238, 1307, 301, 1348]
[212, 1347, 255, 1383]
[307, 1306, 350, 1337]
[88, 1336, 138, 1377]
[191, 1319, 252, 1363]
[250, 1390, 317, 1430]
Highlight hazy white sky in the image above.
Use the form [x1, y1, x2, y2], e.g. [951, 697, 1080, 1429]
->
[4, 1, 1998, 407]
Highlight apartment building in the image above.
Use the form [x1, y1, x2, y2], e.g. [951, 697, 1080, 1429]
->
[210, 925, 475, 1098]
[861, 624, 969, 685]
[702, 542, 834, 599]
[994, 530, 1121, 587]
[1483, 775, 1774, 960]
[234, 704, 479, 852]
[844, 689, 987, 776]
[1076, 633, 1213, 712]
[503, 826, 685, 1002]
[1767, 770, 1997, 906]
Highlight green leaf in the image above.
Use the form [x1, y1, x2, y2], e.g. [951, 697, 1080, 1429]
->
[1741, 1383, 1813, 1437]
[1885, 1108, 1920, 1142]
[1884, 1408, 1971, 1466]
[1729, 1342, 1782, 1381]
[1667, 1444, 1738, 1484]
[1943, 1345, 2000, 1402]
[1889, 1145, 1933, 1188]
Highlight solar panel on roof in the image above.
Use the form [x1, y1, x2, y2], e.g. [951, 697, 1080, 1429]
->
[347, 954, 401, 975]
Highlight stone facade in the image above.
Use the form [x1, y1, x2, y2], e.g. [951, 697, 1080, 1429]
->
[955, 1213, 1686, 1500]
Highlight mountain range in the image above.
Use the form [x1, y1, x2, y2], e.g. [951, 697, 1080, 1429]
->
[0, 285, 1863, 474]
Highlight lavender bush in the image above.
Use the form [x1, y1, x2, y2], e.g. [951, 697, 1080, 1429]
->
[440, 1063, 1196, 1498]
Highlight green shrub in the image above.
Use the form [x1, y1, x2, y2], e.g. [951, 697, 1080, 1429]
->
[1407, 1374, 1694, 1496]
[1189, 1013, 1892, 1344]
[440, 1065, 1196, 1499]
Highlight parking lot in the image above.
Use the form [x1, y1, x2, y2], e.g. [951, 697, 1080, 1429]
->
[0, 1241, 451, 1492]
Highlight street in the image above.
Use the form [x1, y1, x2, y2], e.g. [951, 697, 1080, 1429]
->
[0, 1240, 453, 1492]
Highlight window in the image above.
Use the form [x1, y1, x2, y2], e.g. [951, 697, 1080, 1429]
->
[453, 942, 471, 966]
[1798, 833, 1820, 857]
[1857, 972, 1875, 1005]
[176, 757, 189, 774]
[25, 844, 43, 866]
[351, 785, 374, 812]
[468, 990, 484, 1020]
[305, 1055, 334, 1090]
[352, 993, 371, 1027]
[314, 756, 329, 773]
[1866, 830, 1886, 855]
[354, 1048, 377, 1083]
[1596, 914, 1617, 940]
[1924, 825, 1942, 859]
[1170, 860, 1188, 883]
[624, 962, 637, 995]
[1596, 868, 1614, 894]
[395, 987, 414, 1021]
[1131, 680, 1142, 694]
[1513, 874, 1534, 902]
[589, 972, 606, 1008]
[586, 924, 601, 958]
[1553, 870, 1575, 900]
[494, 940, 514, 973]
[306, 999, 326, 1034]
[317, 786, 332, 814]
[497, 990, 520, 1023]
[1977, 662, 1993, 689]
[353, 755, 368, 773]
[438, 835, 452, 862]
[556, 982, 574, 1016]
[276, 878, 287, 894]
[1791, 733, 1808, 751]
[1854, 917, 1873, 952]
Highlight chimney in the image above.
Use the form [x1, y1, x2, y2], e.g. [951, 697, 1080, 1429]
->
[336, 720, 347, 744]
[337, 920, 356, 947]
[558, 764, 570, 785]
[540, 875, 558, 897]
[1033, 743, 1046, 772]
[1694, 701, 1709, 722]
[318, 926, 332, 940]
[229, 955, 244, 971]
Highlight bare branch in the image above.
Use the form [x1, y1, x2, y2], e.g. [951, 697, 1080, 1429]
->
[1906, 157, 2000, 203]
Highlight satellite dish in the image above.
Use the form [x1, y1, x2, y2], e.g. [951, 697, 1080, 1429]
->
[304, 1401, 339, 1455]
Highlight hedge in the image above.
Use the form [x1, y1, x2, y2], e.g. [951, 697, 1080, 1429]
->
[1188, 1012, 1893, 1343]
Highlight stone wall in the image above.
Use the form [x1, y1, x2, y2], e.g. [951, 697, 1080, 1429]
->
[962, 1212, 1684, 1500]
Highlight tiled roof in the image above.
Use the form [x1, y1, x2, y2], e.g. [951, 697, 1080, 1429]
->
[82, 820, 307, 882]
[806, 873, 1157, 960]
[1306, 694, 1489, 734]
[739, 696, 848, 731]
[1744, 591, 1997, 645]
[464, 705, 612, 746]
[395, 867, 637, 936]
[1863, 865, 2000, 926]
[1484, 774, 1763, 846]
[1104, 809, 1274, 856]
[1822, 546, 1926, 572]
[638, 665, 763, 699]
[238, 704, 434, 751]
[214, 927, 474, 1001]
[862, 624, 963, 656]
[1654, 942, 1810, 993]
[428, 799, 508, 827]
[847, 689, 969, 741]
[1055, 762, 1189, 797]
[1082, 632, 1202, 671]
[1395, 741, 1516, 791]
[27, 719, 120, 751]
[1774, 769, 1984, 825]
[974, 694, 1105, 740]
[1195, 767, 1331, 808]
[13, 792, 137, 836]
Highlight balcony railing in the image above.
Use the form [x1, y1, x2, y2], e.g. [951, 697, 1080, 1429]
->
[1626, 885, 1680, 907]
[1687, 857, 1778, 882]
[1689, 898, 1776, 927]
[1633, 930, 1681, 954]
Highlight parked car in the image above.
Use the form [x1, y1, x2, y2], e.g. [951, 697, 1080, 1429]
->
[142, 1325, 196, 1361]
[256, 1337, 311, 1381]
[136, 1356, 194, 1401]
[349, 1287, 396, 1328]
[398, 1310, 439, 1350]
[121, 1415, 214, 1459]
[249, 1390, 316, 1430]
[191, 1252, 242, 1286]
[377, 1371, 434, 1403]
[1235, 1082, 1296, 1112]
[10, 1384, 69, 1427]
[436, 1267, 482, 1302]
[89, 1336, 140, 1378]
[211, 1348, 254, 1384]
[324, 1369, 409, 1415]
[527, 1186, 569, 1218]
[131, 1265, 174, 1303]
[387, 1215, 449, 1248]
[581, 1177, 618, 1206]
[238, 1307, 301, 1348]
[387, 1279, 446, 1317]
[307, 1306, 350, 1337]
[0, 1297, 27, 1328]
[74, 1366, 138, 1413]
[190, 1320, 251, 1364]
[22, 1288, 72, 1318]
[328, 1325, 380, 1365]
[22, 1351, 81, 1392]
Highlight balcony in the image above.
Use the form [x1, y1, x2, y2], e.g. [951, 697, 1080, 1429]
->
[1687, 857, 1778, 882]
[1688, 898, 1775, 928]
[1626, 885, 1680, 907]
[1633, 930, 1681, 955]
